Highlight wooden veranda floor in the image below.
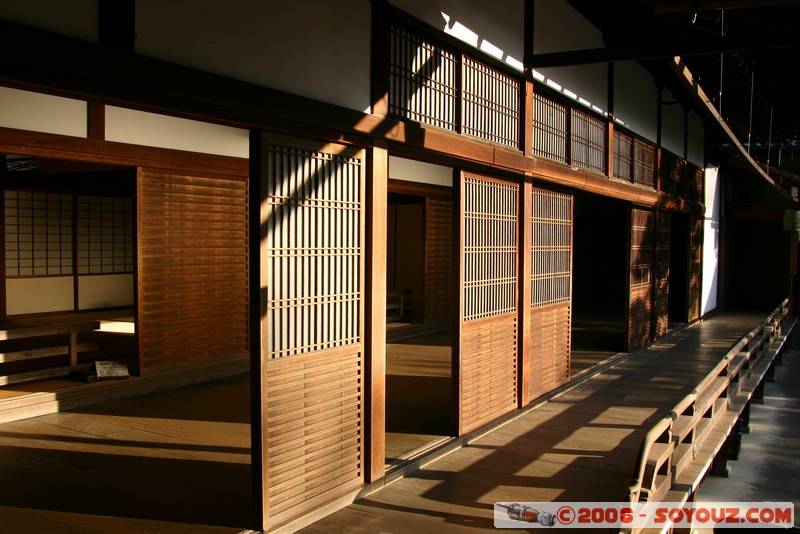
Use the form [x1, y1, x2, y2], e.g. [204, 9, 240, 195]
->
[0, 310, 777, 533]
[299, 311, 772, 534]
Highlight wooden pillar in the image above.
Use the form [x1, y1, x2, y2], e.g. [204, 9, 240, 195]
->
[365, 142, 388, 482]
[522, 0, 535, 158]
[519, 178, 532, 407]
[370, 0, 389, 117]
[710, 431, 732, 477]
[607, 62, 615, 180]
[249, 129, 267, 532]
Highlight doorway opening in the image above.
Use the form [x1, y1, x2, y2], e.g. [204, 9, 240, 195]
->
[669, 211, 690, 325]
[571, 192, 628, 376]
[385, 183, 454, 467]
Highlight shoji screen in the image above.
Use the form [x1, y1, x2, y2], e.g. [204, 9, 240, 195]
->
[458, 172, 518, 434]
[628, 207, 655, 351]
[259, 139, 365, 527]
[529, 188, 573, 399]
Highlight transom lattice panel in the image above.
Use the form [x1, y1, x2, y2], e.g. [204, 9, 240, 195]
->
[462, 56, 520, 148]
[264, 145, 363, 359]
[628, 207, 655, 351]
[571, 108, 606, 174]
[633, 139, 656, 188]
[463, 176, 518, 321]
[613, 130, 633, 182]
[532, 93, 568, 163]
[389, 24, 458, 131]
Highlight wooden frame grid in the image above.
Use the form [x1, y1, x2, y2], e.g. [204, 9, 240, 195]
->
[570, 108, 606, 174]
[628, 207, 655, 351]
[462, 56, 520, 148]
[532, 92, 568, 163]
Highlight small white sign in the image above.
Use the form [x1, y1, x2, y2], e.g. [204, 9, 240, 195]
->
[95, 360, 130, 380]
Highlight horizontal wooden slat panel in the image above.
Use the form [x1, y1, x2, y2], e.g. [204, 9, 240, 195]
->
[461, 314, 518, 433]
[265, 347, 363, 518]
[425, 197, 453, 323]
[529, 302, 571, 399]
[137, 170, 248, 370]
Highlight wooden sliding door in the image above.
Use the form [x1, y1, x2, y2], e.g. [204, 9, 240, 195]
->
[256, 136, 365, 529]
[688, 213, 703, 322]
[627, 206, 655, 351]
[654, 210, 670, 339]
[528, 187, 573, 400]
[456, 172, 519, 435]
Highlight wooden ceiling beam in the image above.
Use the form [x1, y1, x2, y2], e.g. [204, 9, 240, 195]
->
[531, 33, 799, 67]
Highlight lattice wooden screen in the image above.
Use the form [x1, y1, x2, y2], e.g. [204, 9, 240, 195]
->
[571, 108, 606, 173]
[688, 213, 703, 322]
[261, 142, 364, 527]
[389, 24, 457, 131]
[655, 210, 671, 339]
[459, 173, 518, 434]
[628, 207, 655, 351]
[462, 56, 520, 148]
[532, 92, 568, 163]
[529, 188, 573, 399]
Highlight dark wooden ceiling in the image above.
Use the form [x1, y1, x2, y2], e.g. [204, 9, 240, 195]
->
[560, 0, 800, 152]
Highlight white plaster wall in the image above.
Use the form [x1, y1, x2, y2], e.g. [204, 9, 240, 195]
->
[687, 110, 705, 167]
[6, 277, 73, 315]
[661, 87, 685, 157]
[105, 106, 249, 158]
[79, 274, 134, 310]
[135, 0, 372, 113]
[702, 166, 720, 315]
[0, 86, 87, 138]
[390, 0, 525, 70]
[0, 0, 98, 42]
[534, 0, 607, 115]
[389, 156, 453, 187]
[614, 62, 658, 143]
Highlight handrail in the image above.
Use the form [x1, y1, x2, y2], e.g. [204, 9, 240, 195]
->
[623, 297, 794, 533]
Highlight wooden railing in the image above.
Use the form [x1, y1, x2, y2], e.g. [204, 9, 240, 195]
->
[0, 321, 102, 385]
[624, 298, 795, 533]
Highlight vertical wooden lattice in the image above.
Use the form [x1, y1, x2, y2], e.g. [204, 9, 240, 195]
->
[532, 93, 568, 163]
[628, 207, 655, 351]
[571, 108, 606, 173]
[613, 130, 633, 182]
[655, 210, 670, 339]
[138, 170, 248, 370]
[462, 56, 520, 148]
[688, 213, 703, 322]
[529, 188, 572, 399]
[424, 196, 453, 323]
[460, 174, 518, 434]
[262, 144, 364, 525]
[389, 24, 457, 131]
[633, 139, 656, 188]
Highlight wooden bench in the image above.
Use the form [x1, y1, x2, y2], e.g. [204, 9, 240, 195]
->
[0, 320, 102, 386]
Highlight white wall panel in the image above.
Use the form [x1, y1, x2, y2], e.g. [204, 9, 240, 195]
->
[390, 0, 525, 70]
[687, 110, 705, 166]
[661, 87, 685, 157]
[135, 0, 371, 113]
[389, 156, 453, 187]
[615, 61, 657, 143]
[0, 86, 87, 138]
[702, 167, 719, 315]
[6, 277, 73, 315]
[79, 274, 134, 310]
[0, 0, 98, 42]
[105, 106, 249, 158]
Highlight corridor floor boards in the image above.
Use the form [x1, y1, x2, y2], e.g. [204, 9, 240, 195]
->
[300, 311, 770, 534]
[0, 374, 251, 534]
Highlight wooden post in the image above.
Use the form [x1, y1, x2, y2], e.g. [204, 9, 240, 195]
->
[519, 178, 532, 407]
[365, 142, 388, 483]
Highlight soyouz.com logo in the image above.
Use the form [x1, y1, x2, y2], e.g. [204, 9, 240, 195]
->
[493, 502, 794, 529]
